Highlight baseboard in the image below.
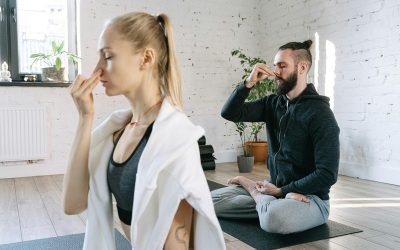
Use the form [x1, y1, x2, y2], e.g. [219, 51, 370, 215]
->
[0, 162, 66, 179]
[339, 161, 400, 186]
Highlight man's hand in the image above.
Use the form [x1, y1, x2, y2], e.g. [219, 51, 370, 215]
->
[255, 181, 283, 198]
[285, 192, 310, 203]
[227, 176, 242, 185]
[245, 63, 275, 88]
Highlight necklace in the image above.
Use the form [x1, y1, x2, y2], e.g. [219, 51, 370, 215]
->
[129, 100, 162, 126]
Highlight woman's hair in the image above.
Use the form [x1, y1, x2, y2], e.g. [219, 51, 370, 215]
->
[279, 40, 313, 70]
[108, 12, 182, 107]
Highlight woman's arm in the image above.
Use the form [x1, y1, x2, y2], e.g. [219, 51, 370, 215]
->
[62, 116, 93, 214]
[164, 199, 194, 250]
[62, 71, 101, 214]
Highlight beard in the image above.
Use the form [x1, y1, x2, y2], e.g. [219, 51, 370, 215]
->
[275, 69, 298, 95]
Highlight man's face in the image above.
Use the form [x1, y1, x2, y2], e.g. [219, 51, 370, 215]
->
[273, 49, 298, 95]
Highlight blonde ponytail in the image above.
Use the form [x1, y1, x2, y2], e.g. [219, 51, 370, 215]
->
[157, 14, 182, 108]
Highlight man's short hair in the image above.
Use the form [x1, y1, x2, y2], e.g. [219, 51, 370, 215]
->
[279, 40, 313, 70]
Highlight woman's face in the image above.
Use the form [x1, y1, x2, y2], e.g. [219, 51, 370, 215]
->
[95, 27, 144, 96]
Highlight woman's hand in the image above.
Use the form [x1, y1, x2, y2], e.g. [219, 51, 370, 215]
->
[70, 69, 102, 117]
[245, 63, 275, 88]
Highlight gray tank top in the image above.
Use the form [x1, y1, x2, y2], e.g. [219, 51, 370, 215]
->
[107, 123, 153, 225]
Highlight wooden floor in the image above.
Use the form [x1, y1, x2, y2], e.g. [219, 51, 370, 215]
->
[0, 162, 400, 249]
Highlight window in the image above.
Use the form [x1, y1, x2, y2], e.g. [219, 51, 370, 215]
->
[0, 0, 77, 81]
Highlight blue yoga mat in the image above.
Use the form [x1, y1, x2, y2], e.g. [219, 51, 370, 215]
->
[0, 229, 131, 250]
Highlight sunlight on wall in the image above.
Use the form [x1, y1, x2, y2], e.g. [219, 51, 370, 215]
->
[325, 40, 336, 109]
[313, 32, 320, 89]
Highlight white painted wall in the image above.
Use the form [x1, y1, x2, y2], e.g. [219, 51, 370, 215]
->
[2, 0, 399, 186]
[258, 0, 400, 185]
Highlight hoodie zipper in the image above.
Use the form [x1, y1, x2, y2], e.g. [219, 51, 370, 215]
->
[273, 99, 289, 169]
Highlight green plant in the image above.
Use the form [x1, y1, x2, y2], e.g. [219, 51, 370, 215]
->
[231, 49, 277, 142]
[30, 41, 80, 71]
[235, 122, 251, 156]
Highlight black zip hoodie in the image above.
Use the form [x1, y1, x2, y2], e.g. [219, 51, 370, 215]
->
[222, 82, 340, 200]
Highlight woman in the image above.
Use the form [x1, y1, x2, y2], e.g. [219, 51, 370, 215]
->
[62, 12, 225, 250]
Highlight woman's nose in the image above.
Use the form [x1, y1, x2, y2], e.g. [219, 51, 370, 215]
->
[93, 61, 104, 76]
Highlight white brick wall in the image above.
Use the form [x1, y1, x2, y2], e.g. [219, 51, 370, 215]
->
[80, 0, 265, 163]
[2, 0, 399, 186]
[259, 0, 400, 185]
[0, 0, 262, 177]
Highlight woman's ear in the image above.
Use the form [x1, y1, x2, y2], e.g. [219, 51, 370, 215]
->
[141, 48, 156, 70]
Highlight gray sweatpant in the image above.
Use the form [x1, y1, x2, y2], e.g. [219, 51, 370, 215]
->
[211, 185, 330, 234]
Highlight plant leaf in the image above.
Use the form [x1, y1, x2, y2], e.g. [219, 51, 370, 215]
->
[51, 41, 58, 54]
[55, 57, 62, 70]
[58, 41, 64, 53]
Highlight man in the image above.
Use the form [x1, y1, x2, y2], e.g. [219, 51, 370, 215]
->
[212, 40, 340, 234]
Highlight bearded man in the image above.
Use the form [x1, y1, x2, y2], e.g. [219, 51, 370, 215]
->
[212, 40, 340, 234]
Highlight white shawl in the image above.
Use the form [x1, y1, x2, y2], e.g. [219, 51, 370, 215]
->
[83, 99, 225, 250]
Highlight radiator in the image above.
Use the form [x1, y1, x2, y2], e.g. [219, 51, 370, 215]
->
[0, 106, 49, 162]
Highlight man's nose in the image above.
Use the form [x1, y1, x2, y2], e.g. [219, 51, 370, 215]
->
[273, 67, 280, 76]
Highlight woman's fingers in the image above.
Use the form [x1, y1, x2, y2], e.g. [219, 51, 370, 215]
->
[82, 70, 102, 93]
[71, 69, 102, 92]
[71, 69, 101, 97]
[69, 69, 102, 116]
[70, 75, 87, 93]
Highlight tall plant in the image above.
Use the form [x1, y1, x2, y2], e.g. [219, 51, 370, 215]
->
[235, 122, 252, 156]
[231, 49, 277, 142]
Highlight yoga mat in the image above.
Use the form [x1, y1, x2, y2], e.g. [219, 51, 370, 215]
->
[208, 180, 362, 250]
[0, 229, 131, 250]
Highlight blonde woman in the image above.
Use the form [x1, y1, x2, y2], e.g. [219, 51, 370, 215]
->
[63, 12, 225, 250]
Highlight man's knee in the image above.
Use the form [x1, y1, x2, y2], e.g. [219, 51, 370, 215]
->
[258, 205, 288, 234]
[211, 188, 234, 214]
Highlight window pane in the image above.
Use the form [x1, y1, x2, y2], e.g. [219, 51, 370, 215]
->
[17, 0, 68, 74]
[0, 0, 10, 65]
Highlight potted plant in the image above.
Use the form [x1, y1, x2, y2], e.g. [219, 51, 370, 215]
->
[30, 41, 80, 82]
[235, 122, 254, 172]
[231, 49, 277, 164]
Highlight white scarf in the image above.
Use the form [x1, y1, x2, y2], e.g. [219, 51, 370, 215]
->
[83, 99, 225, 250]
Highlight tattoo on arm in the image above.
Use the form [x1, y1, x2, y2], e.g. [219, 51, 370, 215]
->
[174, 222, 188, 249]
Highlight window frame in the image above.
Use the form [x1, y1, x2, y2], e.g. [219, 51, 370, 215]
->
[0, 0, 78, 82]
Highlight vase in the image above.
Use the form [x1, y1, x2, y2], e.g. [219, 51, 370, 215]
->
[237, 155, 254, 173]
[245, 141, 268, 164]
[42, 67, 65, 82]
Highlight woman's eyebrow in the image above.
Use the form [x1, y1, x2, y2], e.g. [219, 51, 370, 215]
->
[99, 46, 112, 53]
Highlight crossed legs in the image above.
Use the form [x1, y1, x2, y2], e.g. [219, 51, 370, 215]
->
[211, 177, 330, 234]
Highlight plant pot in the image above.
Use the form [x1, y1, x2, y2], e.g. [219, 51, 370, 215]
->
[42, 67, 65, 82]
[246, 141, 268, 164]
[237, 155, 254, 173]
